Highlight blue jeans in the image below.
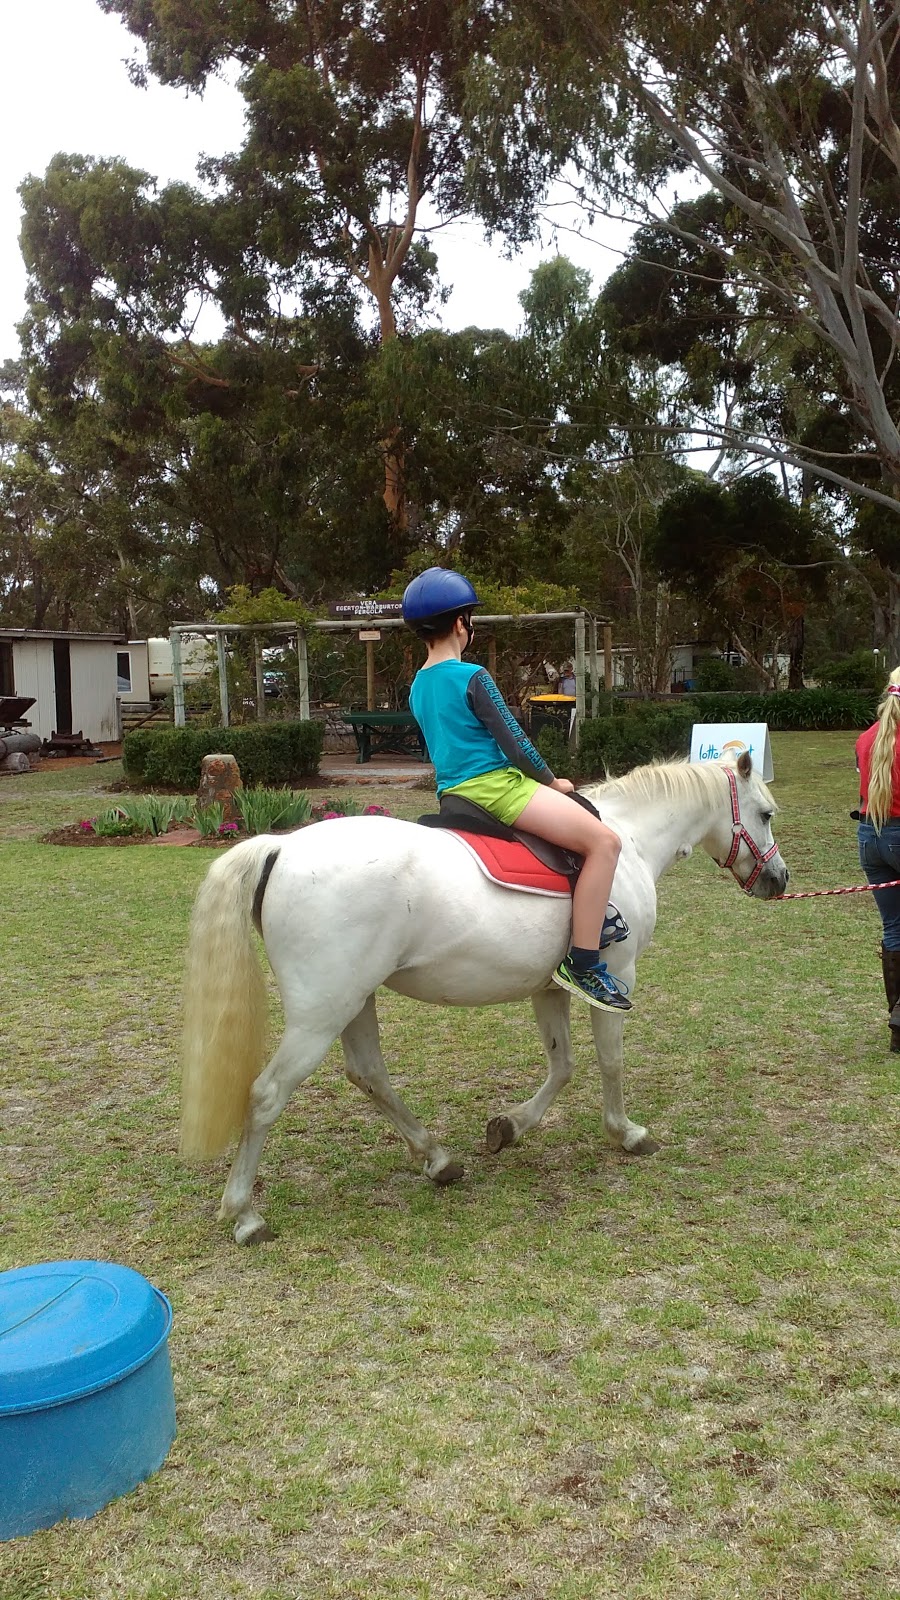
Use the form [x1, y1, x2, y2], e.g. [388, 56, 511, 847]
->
[858, 820, 900, 947]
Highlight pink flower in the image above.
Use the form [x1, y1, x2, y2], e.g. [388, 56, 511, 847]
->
[321, 810, 340, 821]
[79, 819, 95, 832]
[363, 804, 389, 816]
[218, 821, 239, 835]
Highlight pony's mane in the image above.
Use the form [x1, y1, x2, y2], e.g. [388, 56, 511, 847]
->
[582, 756, 773, 810]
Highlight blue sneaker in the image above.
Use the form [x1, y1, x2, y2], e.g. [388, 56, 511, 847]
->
[553, 957, 633, 1011]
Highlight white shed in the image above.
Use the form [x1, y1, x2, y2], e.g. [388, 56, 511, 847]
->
[0, 629, 126, 744]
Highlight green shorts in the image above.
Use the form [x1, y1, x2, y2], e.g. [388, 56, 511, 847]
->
[444, 766, 542, 827]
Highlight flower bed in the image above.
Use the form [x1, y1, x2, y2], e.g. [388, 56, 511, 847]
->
[42, 794, 391, 846]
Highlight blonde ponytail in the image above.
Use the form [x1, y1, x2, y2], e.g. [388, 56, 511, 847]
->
[866, 666, 900, 829]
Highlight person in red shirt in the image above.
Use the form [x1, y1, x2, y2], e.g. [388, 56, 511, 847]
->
[856, 668, 900, 1050]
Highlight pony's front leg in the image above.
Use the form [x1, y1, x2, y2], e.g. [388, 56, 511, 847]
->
[341, 996, 464, 1184]
[219, 1023, 335, 1244]
[591, 1009, 659, 1156]
[486, 985, 574, 1153]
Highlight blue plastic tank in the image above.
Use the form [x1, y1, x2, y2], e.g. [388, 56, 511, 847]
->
[0, 1260, 176, 1539]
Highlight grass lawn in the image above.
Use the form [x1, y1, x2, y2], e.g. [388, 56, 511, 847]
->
[1, 735, 898, 1599]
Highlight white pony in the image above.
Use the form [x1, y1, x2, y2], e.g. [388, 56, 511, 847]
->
[181, 751, 787, 1243]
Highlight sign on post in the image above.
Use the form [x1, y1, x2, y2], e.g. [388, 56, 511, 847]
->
[329, 600, 404, 618]
[690, 722, 774, 782]
[358, 629, 381, 642]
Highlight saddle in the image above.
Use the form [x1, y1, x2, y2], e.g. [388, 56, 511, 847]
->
[417, 791, 602, 887]
[417, 792, 630, 939]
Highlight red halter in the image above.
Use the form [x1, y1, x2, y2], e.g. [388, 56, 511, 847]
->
[718, 766, 780, 893]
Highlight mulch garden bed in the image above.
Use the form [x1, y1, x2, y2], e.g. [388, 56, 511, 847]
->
[42, 823, 234, 848]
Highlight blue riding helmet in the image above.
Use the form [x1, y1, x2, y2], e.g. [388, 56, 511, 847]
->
[401, 568, 481, 628]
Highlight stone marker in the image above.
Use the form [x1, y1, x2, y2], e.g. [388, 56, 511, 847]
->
[151, 827, 203, 847]
[196, 753, 243, 825]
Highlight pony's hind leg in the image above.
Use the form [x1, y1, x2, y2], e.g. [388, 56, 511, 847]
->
[486, 985, 575, 1153]
[591, 1009, 659, 1156]
[341, 996, 464, 1184]
[219, 1022, 336, 1244]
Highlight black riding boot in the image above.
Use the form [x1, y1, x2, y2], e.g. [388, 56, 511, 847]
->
[880, 945, 900, 1052]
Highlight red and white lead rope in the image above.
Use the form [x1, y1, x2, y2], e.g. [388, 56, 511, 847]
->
[774, 878, 900, 901]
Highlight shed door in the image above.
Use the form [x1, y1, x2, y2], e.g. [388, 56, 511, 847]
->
[53, 640, 73, 735]
[0, 641, 13, 697]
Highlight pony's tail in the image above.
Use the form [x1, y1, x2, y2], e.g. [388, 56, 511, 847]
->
[180, 836, 279, 1161]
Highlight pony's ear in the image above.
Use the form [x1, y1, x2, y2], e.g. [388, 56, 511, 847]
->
[737, 750, 753, 780]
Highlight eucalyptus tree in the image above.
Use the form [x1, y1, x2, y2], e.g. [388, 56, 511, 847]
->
[471, 2, 900, 506]
[651, 475, 833, 687]
[93, 0, 552, 534]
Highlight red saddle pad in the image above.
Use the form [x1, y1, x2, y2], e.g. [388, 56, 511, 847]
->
[449, 830, 573, 897]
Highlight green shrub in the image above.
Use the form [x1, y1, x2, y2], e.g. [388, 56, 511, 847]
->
[121, 729, 155, 782]
[194, 802, 225, 838]
[686, 688, 877, 729]
[117, 795, 195, 835]
[691, 656, 761, 693]
[234, 788, 313, 834]
[310, 796, 366, 819]
[577, 705, 694, 778]
[535, 723, 574, 780]
[122, 720, 323, 789]
[814, 650, 887, 695]
[91, 807, 142, 838]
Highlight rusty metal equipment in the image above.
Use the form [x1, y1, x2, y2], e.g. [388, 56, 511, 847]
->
[0, 696, 41, 772]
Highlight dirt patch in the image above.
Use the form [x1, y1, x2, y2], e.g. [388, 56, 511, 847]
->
[42, 824, 150, 847]
[36, 744, 124, 770]
[40, 822, 232, 848]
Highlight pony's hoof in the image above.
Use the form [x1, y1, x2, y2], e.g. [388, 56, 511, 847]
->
[430, 1159, 464, 1186]
[234, 1219, 275, 1245]
[625, 1134, 660, 1157]
[486, 1115, 517, 1153]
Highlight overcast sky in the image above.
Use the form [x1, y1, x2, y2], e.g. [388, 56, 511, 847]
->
[0, 0, 632, 363]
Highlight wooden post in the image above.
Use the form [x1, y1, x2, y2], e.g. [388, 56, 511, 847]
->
[216, 633, 230, 728]
[170, 629, 185, 727]
[574, 613, 586, 741]
[588, 617, 599, 717]
[603, 624, 613, 691]
[366, 639, 376, 711]
[297, 629, 310, 719]
[254, 637, 266, 721]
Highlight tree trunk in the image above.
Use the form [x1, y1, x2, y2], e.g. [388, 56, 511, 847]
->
[370, 260, 406, 535]
[788, 613, 805, 689]
[886, 572, 900, 665]
[652, 580, 673, 693]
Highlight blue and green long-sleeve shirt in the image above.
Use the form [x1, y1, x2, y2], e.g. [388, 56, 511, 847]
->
[408, 659, 554, 794]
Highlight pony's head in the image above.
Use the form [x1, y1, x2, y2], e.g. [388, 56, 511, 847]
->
[703, 750, 788, 899]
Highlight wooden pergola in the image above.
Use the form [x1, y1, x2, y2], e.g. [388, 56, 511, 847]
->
[168, 611, 614, 733]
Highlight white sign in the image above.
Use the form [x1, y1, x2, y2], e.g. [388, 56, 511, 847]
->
[690, 723, 774, 782]
[358, 630, 381, 642]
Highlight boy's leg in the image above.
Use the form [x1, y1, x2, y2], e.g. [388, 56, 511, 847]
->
[514, 785, 620, 950]
[513, 785, 632, 1012]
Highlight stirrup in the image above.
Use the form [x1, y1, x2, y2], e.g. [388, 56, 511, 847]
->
[599, 903, 629, 948]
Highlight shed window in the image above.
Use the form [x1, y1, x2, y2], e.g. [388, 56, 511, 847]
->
[116, 651, 132, 693]
[0, 642, 13, 697]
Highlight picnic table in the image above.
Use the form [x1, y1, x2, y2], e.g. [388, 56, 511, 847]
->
[342, 710, 428, 764]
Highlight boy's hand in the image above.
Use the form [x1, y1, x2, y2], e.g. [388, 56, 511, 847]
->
[550, 777, 575, 794]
